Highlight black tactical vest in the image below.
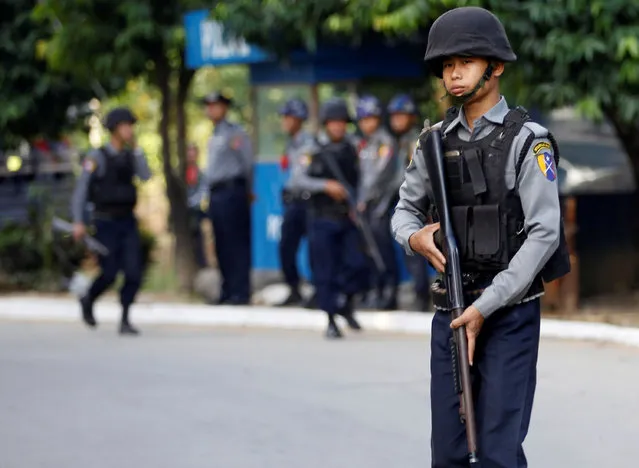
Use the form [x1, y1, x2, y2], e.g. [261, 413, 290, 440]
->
[438, 106, 571, 294]
[307, 138, 359, 217]
[89, 147, 137, 215]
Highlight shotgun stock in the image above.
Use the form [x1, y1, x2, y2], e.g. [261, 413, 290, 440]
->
[418, 127, 480, 466]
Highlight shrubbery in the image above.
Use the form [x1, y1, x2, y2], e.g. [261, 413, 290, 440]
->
[0, 210, 157, 292]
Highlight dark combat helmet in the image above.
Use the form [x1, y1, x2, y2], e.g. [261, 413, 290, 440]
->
[424, 7, 517, 78]
[104, 107, 138, 132]
[319, 98, 352, 124]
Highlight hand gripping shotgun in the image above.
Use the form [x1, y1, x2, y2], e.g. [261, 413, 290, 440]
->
[418, 124, 480, 466]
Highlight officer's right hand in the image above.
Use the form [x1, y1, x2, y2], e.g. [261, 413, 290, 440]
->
[72, 222, 86, 242]
[408, 223, 447, 273]
[324, 180, 348, 201]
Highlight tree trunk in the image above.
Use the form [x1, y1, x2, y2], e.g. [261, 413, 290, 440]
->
[155, 55, 197, 293]
[603, 106, 639, 289]
[177, 48, 195, 181]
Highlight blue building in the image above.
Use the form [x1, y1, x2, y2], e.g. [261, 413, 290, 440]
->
[184, 9, 428, 281]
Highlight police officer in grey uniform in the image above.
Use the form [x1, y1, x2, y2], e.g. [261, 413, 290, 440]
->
[355, 95, 401, 310]
[202, 91, 254, 305]
[387, 94, 432, 311]
[71, 107, 151, 336]
[391, 7, 570, 466]
[276, 98, 315, 306]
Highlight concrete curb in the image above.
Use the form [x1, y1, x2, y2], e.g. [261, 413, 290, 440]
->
[1, 296, 639, 348]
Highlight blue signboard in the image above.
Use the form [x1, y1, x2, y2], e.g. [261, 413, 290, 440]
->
[184, 10, 270, 69]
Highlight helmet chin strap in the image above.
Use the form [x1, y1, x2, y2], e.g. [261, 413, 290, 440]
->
[441, 63, 495, 107]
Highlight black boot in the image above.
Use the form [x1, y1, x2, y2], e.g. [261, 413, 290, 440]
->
[276, 289, 303, 307]
[119, 306, 140, 336]
[325, 316, 343, 339]
[338, 296, 362, 331]
[80, 295, 97, 328]
[303, 292, 318, 309]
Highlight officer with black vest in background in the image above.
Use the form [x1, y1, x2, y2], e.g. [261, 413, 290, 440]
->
[71, 107, 151, 336]
[294, 98, 368, 339]
[392, 7, 570, 466]
[354, 95, 400, 310]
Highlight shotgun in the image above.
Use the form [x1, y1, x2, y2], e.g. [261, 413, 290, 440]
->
[418, 125, 480, 466]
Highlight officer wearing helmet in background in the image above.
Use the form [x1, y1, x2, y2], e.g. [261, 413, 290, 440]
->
[387, 94, 432, 312]
[295, 98, 368, 339]
[202, 91, 254, 306]
[275, 98, 316, 307]
[71, 107, 151, 336]
[354, 95, 400, 310]
[392, 6, 569, 467]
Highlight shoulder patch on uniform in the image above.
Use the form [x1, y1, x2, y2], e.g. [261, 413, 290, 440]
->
[231, 135, 242, 150]
[83, 158, 96, 173]
[535, 149, 557, 182]
[533, 142, 552, 154]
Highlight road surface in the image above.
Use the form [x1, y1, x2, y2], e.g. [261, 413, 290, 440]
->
[1, 319, 637, 467]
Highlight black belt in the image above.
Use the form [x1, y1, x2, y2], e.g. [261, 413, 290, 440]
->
[93, 206, 135, 220]
[310, 205, 349, 220]
[210, 177, 246, 192]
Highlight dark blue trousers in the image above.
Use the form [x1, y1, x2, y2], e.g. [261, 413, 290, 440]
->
[88, 216, 142, 308]
[208, 185, 251, 303]
[366, 209, 399, 297]
[309, 217, 368, 316]
[279, 200, 309, 290]
[430, 299, 541, 468]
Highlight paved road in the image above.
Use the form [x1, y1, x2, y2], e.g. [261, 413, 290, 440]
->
[1, 320, 638, 468]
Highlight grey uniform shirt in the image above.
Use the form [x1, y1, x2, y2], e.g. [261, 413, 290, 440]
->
[357, 127, 399, 206]
[391, 96, 561, 318]
[71, 143, 151, 223]
[283, 130, 322, 194]
[206, 119, 254, 186]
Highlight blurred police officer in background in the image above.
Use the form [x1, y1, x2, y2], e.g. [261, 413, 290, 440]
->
[71, 107, 151, 336]
[202, 91, 254, 305]
[387, 94, 432, 311]
[185, 142, 208, 269]
[276, 98, 315, 307]
[354, 95, 401, 310]
[296, 98, 367, 339]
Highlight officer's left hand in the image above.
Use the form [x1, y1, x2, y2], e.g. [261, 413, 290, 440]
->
[450, 305, 484, 366]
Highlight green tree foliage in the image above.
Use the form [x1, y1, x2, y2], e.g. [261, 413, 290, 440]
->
[34, 0, 210, 291]
[215, 0, 639, 171]
[0, 0, 99, 148]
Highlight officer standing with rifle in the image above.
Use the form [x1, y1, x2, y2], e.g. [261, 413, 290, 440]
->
[387, 94, 432, 311]
[71, 107, 151, 336]
[296, 98, 368, 339]
[276, 98, 315, 307]
[391, 7, 570, 467]
[354, 95, 400, 310]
